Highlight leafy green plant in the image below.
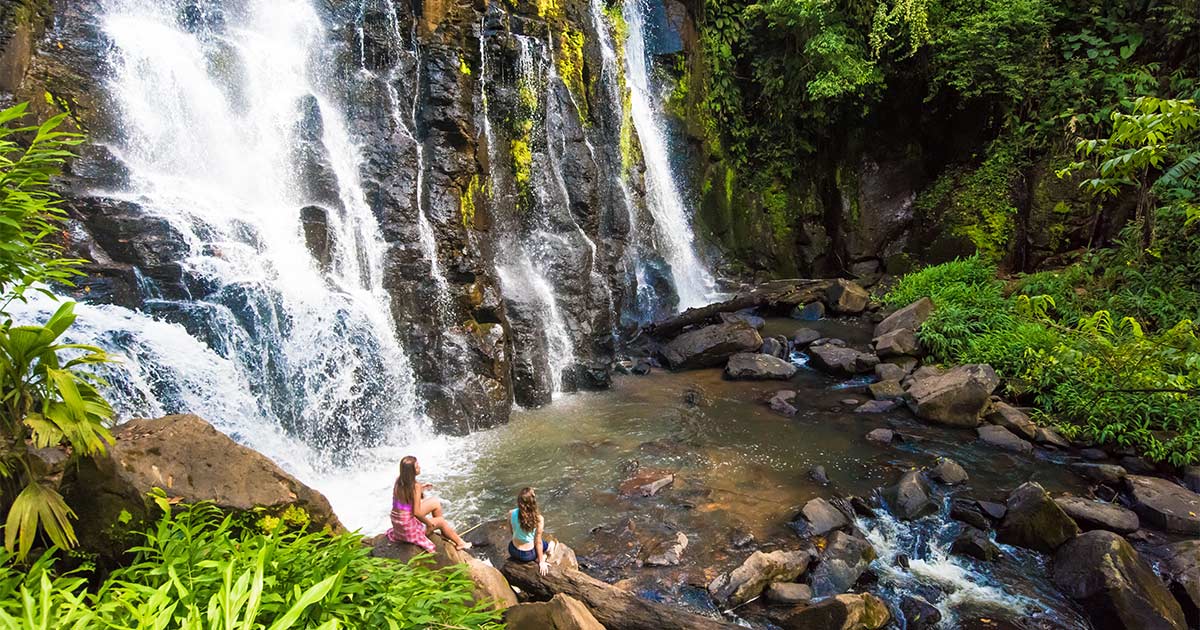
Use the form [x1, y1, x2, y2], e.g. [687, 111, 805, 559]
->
[0, 502, 503, 629]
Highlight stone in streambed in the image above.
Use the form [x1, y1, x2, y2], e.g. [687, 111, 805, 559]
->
[997, 482, 1080, 553]
[793, 302, 826, 321]
[977, 424, 1033, 454]
[875, 297, 934, 338]
[1054, 495, 1140, 534]
[766, 581, 813, 604]
[899, 595, 942, 630]
[719, 311, 766, 330]
[793, 327, 822, 347]
[929, 457, 968, 485]
[866, 428, 895, 444]
[906, 364, 999, 427]
[503, 594, 604, 630]
[1152, 539, 1200, 627]
[950, 499, 992, 530]
[868, 379, 905, 400]
[1035, 426, 1071, 449]
[951, 526, 1001, 562]
[808, 344, 880, 376]
[986, 402, 1038, 440]
[856, 400, 899, 413]
[1070, 462, 1128, 485]
[873, 328, 921, 358]
[883, 471, 937, 520]
[707, 548, 814, 608]
[1052, 530, 1187, 630]
[661, 322, 763, 370]
[1184, 467, 1200, 494]
[724, 352, 798, 380]
[777, 593, 890, 630]
[1124, 475, 1200, 535]
[641, 531, 688, 567]
[618, 468, 675, 497]
[768, 390, 798, 416]
[875, 362, 908, 382]
[795, 497, 849, 536]
[825, 279, 871, 315]
[760, 337, 786, 358]
[809, 530, 877, 597]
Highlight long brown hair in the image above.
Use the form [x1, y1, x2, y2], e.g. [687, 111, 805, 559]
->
[517, 487, 539, 532]
[394, 456, 418, 506]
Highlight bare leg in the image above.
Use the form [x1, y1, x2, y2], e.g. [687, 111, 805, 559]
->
[427, 516, 470, 549]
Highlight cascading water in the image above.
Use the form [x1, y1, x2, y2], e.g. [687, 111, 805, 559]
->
[622, 0, 718, 311]
[58, 0, 434, 523]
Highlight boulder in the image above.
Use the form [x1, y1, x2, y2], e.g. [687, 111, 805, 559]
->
[661, 322, 763, 370]
[825, 279, 871, 315]
[707, 549, 814, 608]
[63, 414, 341, 562]
[766, 582, 813, 605]
[997, 482, 1080, 553]
[873, 328, 920, 358]
[1054, 496, 1140, 534]
[1069, 463, 1127, 486]
[985, 402, 1038, 440]
[808, 344, 880, 376]
[796, 497, 850, 536]
[724, 353, 798, 381]
[929, 457, 969, 486]
[503, 594, 605, 630]
[792, 302, 826, 321]
[618, 468, 675, 498]
[760, 337, 786, 358]
[868, 379, 904, 401]
[899, 595, 942, 630]
[809, 531, 877, 597]
[855, 400, 898, 413]
[874, 362, 908, 382]
[903, 365, 943, 389]
[875, 298, 934, 338]
[793, 328, 822, 347]
[1124, 475, 1200, 535]
[642, 531, 689, 567]
[1153, 540, 1199, 627]
[906, 364, 1000, 427]
[1035, 427, 1071, 449]
[950, 499, 992, 530]
[1052, 531, 1187, 630]
[777, 593, 891, 630]
[865, 428, 895, 444]
[768, 390, 799, 416]
[883, 471, 937, 520]
[977, 425, 1033, 454]
[1183, 467, 1200, 494]
[951, 527, 1001, 562]
[719, 311, 765, 330]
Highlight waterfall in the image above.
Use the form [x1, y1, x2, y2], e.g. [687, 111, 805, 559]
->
[621, 0, 718, 311]
[89, 0, 424, 463]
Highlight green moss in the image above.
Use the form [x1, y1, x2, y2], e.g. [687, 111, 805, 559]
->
[460, 174, 479, 229]
[536, 0, 561, 20]
[512, 133, 532, 201]
[459, 56, 471, 75]
[556, 27, 588, 124]
[762, 182, 793, 241]
[916, 143, 1021, 261]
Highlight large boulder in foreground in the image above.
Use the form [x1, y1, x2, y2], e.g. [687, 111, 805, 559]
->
[503, 594, 605, 630]
[906, 364, 999, 427]
[875, 297, 934, 338]
[997, 482, 1079, 553]
[64, 414, 341, 561]
[777, 593, 891, 630]
[662, 322, 763, 370]
[1052, 531, 1187, 630]
[724, 352, 798, 380]
[708, 549, 814, 608]
[1124, 475, 1200, 535]
[369, 534, 518, 611]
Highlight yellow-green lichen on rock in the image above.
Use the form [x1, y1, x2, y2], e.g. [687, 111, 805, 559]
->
[460, 173, 479, 229]
[556, 27, 588, 124]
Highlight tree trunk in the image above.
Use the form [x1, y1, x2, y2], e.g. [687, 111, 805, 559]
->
[644, 279, 833, 338]
[501, 560, 742, 630]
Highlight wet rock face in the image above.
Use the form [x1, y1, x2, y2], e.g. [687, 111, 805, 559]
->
[1052, 530, 1188, 630]
[723, 352, 797, 380]
[1124, 475, 1200, 535]
[707, 548, 814, 608]
[906, 364, 1000, 427]
[997, 482, 1079, 553]
[808, 530, 876, 597]
[662, 322, 763, 369]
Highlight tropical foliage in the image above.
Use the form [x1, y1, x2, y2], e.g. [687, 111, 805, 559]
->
[0, 501, 503, 629]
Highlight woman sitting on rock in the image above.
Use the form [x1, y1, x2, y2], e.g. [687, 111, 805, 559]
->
[388, 455, 471, 552]
[508, 487, 555, 575]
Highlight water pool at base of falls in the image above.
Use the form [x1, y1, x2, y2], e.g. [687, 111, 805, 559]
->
[310, 318, 1092, 630]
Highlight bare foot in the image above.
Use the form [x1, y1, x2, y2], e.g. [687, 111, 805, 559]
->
[456, 541, 473, 551]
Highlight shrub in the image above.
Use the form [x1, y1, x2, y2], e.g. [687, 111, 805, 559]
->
[0, 501, 503, 629]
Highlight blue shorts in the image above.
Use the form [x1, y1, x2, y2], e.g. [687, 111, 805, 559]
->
[508, 540, 549, 563]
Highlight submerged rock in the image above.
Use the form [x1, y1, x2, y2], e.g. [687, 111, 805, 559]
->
[1124, 475, 1200, 534]
[809, 530, 876, 597]
[777, 593, 890, 630]
[707, 548, 814, 608]
[642, 531, 689, 567]
[906, 364, 999, 427]
[997, 482, 1080, 553]
[865, 428, 895, 444]
[1052, 530, 1187, 630]
[1054, 495, 1140, 534]
[768, 390, 799, 416]
[618, 468, 675, 497]
[724, 352, 798, 380]
[661, 322, 763, 370]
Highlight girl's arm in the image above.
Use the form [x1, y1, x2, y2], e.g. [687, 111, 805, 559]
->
[536, 515, 547, 573]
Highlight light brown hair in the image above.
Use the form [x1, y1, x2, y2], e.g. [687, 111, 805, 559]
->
[517, 487, 539, 532]
[394, 456, 418, 507]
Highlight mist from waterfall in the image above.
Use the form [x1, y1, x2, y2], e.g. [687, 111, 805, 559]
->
[622, 0, 718, 310]
[86, 0, 424, 463]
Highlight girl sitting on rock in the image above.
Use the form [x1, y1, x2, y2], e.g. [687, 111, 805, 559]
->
[388, 455, 471, 552]
[508, 487, 555, 575]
